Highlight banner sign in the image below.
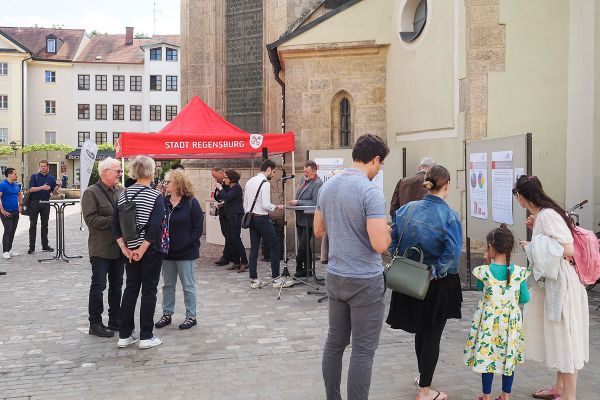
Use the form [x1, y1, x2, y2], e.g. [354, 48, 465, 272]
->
[80, 139, 98, 198]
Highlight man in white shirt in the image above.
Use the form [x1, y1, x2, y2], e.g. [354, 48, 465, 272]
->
[243, 159, 288, 289]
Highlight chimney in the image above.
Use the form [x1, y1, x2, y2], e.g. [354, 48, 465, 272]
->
[125, 27, 134, 45]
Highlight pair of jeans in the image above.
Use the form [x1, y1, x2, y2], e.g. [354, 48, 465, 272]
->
[88, 256, 125, 325]
[227, 216, 247, 265]
[295, 225, 313, 271]
[415, 319, 447, 387]
[161, 259, 197, 319]
[119, 248, 163, 340]
[248, 215, 280, 279]
[322, 272, 385, 400]
[1, 210, 19, 253]
[28, 199, 50, 249]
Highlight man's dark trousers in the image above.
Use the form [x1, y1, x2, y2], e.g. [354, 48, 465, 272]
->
[28, 199, 50, 249]
[295, 225, 313, 271]
[248, 215, 280, 279]
[88, 256, 125, 325]
[1, 211, 19, 252]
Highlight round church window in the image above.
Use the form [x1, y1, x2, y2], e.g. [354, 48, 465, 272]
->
[399, 0, 428, 43]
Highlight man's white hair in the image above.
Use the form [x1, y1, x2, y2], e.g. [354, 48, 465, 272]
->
[98, 157, 119, 175]
[419, 157, 436, 169]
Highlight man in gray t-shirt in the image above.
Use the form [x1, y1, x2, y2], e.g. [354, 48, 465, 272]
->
[314, 134, 391, 400]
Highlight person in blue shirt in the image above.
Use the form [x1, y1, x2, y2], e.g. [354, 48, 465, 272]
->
[386, 165, 463, 400]
[27, 160, 60, 254]
[0, 167, 23, 261]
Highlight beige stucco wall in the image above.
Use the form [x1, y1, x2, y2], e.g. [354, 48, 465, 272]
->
[595, 0, 600, 230]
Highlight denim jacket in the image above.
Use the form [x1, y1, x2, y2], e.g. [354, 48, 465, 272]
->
[389, 195, 462, 279]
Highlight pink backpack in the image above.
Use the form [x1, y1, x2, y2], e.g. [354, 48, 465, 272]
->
[571, 226, 600, 285]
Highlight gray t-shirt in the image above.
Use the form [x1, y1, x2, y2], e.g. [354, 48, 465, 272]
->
[317, 168, 386, 278]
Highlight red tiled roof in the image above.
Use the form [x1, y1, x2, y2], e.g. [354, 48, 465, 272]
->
[76, 34, 180, 64]
[0, 27, 85, 61]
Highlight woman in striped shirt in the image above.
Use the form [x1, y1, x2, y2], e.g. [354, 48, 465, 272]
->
[112, 155, 166, 350]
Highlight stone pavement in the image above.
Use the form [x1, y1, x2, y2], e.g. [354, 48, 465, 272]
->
[0, 204, 599, 400]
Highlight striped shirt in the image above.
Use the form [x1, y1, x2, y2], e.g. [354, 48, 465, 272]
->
[115, 184, 162, 249]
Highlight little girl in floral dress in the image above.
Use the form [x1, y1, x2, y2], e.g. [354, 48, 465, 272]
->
[464, 224, 531, 400]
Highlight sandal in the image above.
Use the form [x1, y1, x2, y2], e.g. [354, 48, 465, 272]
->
[414, 377, 420, 388]
[532, 388, 559, 399]
[178, 317, 197, 330]
[154, 315, 171, 328]
[417, 390, 447, 400]
[227, 264, 240, 270]
[238, 264, 247, 273]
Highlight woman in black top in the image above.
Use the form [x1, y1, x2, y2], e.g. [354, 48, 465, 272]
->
[155, 169, 203, 330]
[215, 169, 247, 272]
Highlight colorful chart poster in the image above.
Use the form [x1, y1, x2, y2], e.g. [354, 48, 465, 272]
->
[491, 151, 514, 225]
[469, 153, 488, 219]
[315, 158, 344, 184]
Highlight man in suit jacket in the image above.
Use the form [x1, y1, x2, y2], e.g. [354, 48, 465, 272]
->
[289, 161, 323, 277]
[389, 157, 436, 218]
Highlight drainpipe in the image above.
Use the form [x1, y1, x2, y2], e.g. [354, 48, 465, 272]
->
[21, 55, 32, 186]
[267, 46, 285, 132]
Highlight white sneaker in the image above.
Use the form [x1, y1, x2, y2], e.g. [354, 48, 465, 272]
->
[273, 277, 294, 288]
[2, 252, 10, 259]
[9, 250, 19, 256]
[250, 279, 261, 289]
[139, 336, 162, 349]
[117, 334, 139, 348]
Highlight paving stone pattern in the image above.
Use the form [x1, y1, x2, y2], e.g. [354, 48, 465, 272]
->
[0, 205, 598, 399]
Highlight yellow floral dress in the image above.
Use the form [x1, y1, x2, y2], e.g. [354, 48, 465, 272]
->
[464, 264, 530, 375]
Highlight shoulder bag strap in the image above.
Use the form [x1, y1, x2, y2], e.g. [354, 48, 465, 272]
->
[95, 183, 114, 206]
[391, 202, 419, 260]
[249, 180, 267, 213]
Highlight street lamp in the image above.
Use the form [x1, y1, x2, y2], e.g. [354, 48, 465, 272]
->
[9, 140, 18, 155]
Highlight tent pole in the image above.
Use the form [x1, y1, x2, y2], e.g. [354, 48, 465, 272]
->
[121, 158, 125, 186]
[291, 151, 297, 257]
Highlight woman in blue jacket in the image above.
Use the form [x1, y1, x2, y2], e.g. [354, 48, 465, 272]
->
[215, 169, 248, 272]
[386, 165, 463, 400]
[155, 169, 203, 330]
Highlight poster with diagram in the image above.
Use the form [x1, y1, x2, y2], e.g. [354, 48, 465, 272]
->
[469, 152, 488, 219]
[491, 151, 514, 224]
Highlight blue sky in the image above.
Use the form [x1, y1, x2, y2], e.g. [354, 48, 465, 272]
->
[0, 0, 180, 35]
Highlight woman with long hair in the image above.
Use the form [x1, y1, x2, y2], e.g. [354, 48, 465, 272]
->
[154, 169, 203, 330]
[386, 165, 463, 400]
[514, 175, 588, 400]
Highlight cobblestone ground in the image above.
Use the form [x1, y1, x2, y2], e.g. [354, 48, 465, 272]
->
[0, 205, 598, 400]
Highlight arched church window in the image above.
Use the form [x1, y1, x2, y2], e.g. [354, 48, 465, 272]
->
[340, 98, 351, 147]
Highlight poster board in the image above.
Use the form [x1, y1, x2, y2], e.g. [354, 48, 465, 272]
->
[465, 133, 532, 268]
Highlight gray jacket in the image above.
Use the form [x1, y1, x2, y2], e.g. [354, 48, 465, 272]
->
[294, 176, 323, 227]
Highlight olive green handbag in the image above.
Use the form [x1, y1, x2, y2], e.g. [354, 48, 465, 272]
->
[384, 203, 432, 300]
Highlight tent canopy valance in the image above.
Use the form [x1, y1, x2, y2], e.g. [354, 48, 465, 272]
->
[115, 96, 295, 159]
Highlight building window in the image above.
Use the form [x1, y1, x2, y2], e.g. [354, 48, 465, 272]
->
[0, 95, 7, 109]
[166, 105, 177, 121]
[113, 104, 125, 120]
[150, 75, 162, 91]
[78, 104, 90, 120]
[130, 105, 142, 121]
[113, 132, 120, 144]
[130, 76, 142, 91]
[0, 63, 7, 75]
[95, 75, 107, 91]
[44, 70, 56, 83]
[78, 131, 90, 147]
[399, 0, 428, 43]
[46, 38, 56, 53]
[150, 105, 161, 121]
[166, 76, 178, 91]
[78, 74, 90, 90]
[113, 75, 125, 91]
[340, 98, 351, 147]
[150, 47, 162, 60]
[45, 100, 56, 114]
[95, 104, 107, 120]
[95, 132, 107, 145]
[45, 131, 56, 144]
[166, 48, 178, 61]
[0, 128, 8, 144]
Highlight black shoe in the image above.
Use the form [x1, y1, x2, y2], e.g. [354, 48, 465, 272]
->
[215, 260, 229, 266]
[89, 323, 115, 338]
[28, 248, 35, 254]
[154, 315, 172, 328]
[294, 269, 308, 278]
[178, 318, 197, 330]
[0, 271, 6, 276]
[42, 246, 54, 252]
[107, 320, 120, 331]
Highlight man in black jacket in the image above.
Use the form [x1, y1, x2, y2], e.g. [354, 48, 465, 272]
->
[212, 167, 234, 266]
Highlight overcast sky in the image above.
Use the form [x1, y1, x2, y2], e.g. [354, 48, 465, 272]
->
[0, 0, 180, 35]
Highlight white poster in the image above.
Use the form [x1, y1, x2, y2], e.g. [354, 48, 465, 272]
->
[469, 152, 488, 219]
[80, 139, 98, 198]
[315, 158, 344, 184]
[491, 151, 514, 225]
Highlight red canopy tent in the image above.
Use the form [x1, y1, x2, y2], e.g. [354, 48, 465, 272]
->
[115, 96, 295, 159]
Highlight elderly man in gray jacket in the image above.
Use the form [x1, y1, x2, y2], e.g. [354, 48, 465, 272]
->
[289, 160, 323, 278]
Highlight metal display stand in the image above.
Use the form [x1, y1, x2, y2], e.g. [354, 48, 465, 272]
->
[38, 199, 82, 263]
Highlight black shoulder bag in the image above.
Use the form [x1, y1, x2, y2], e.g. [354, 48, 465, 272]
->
[241, 180, 267, 229]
